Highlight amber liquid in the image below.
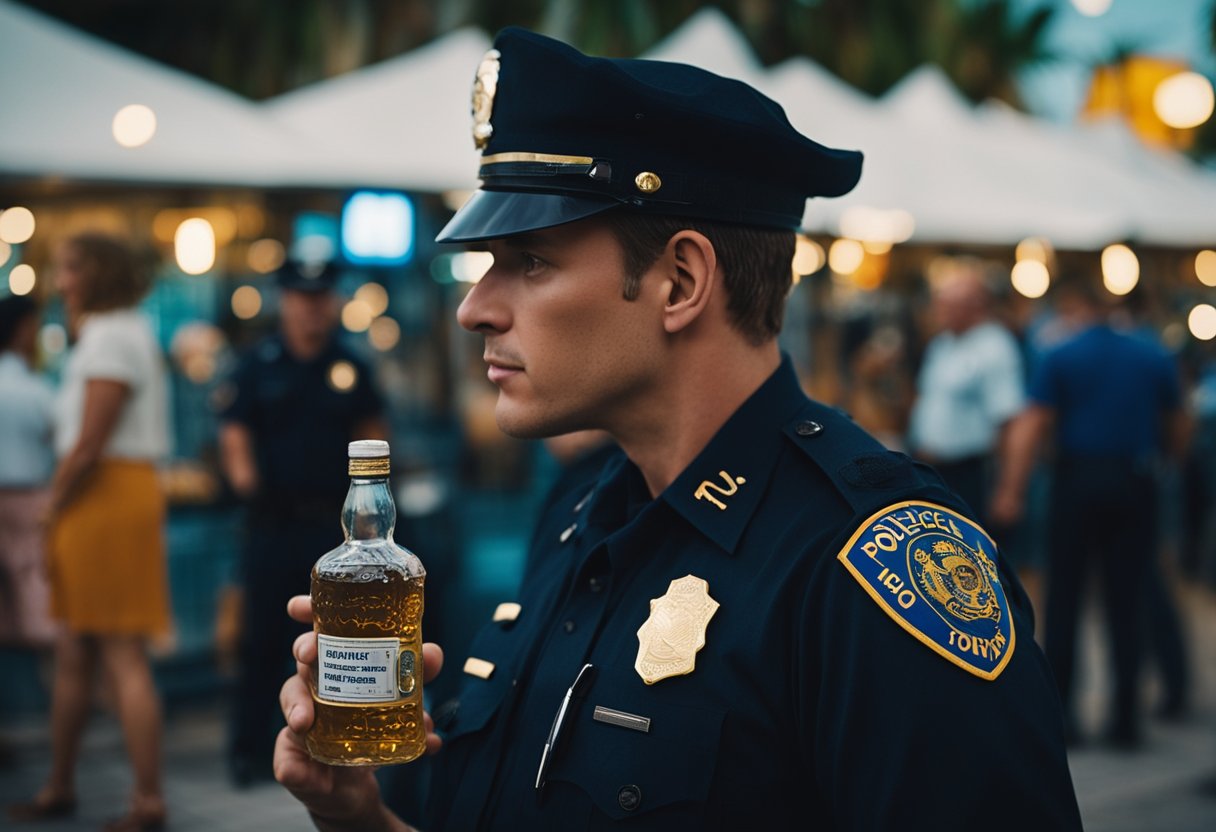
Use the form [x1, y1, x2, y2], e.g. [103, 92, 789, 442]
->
[307, 567, 426, 765]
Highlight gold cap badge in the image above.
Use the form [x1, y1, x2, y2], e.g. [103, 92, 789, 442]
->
[635, 575, 719, 685]
[471, 48, 501, 149]
[634, 171, 662, 193]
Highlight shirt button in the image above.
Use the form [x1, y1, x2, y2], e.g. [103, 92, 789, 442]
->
[559, 523, 577, 543]
[588, 576, 603, 593]
[617, 784, 641, 812]
[562, 620, 577, 634]
[795, 420, 823, 437]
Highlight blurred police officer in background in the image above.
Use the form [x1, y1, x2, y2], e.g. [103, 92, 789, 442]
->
[218, 260, 387, 786]
[273, 29, 1082, 830]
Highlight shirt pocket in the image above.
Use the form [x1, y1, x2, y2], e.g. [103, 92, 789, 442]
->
[548, 693, 724, 825]
[436, 622, 520, 742]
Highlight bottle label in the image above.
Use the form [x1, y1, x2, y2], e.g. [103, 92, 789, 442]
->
[316, 635, 402, 703]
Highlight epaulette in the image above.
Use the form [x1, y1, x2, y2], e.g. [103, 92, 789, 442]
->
[781, 400, 922, 517]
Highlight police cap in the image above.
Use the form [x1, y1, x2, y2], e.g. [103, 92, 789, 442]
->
[275, 260, 339, 294]
[437, 27, 863, 243]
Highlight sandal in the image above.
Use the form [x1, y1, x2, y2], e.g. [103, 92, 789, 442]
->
[6, 793, 78, 822]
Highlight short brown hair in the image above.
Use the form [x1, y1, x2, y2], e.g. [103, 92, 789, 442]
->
[64, 232, 151, 312]
[603, 211, 795, 345]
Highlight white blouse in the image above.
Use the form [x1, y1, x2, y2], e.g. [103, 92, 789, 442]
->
[55, 308, 170, 461]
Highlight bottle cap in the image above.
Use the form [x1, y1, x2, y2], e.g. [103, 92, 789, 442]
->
[349, 439, 390, 458]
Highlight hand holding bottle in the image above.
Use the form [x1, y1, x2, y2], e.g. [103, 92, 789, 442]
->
[275, 594, 444, 832]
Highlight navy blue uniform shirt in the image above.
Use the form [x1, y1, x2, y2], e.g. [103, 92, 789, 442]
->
[426, 357, 1080, 830]
[1029, 324, 1180, 457]
[220, 334, 384, 509]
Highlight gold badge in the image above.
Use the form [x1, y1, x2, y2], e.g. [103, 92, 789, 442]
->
[471, 48, 501, 149]
[634, 171, 662, 193]
[635, 575, 719, 685]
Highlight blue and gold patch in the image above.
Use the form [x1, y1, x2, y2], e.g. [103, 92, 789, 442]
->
[837, 501, 1014, 680]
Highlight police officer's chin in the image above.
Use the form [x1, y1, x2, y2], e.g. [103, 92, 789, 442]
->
[494, 403, 590, 443]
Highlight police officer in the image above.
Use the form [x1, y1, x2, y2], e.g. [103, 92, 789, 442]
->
[274, 29, 1082, 829]
[219, 260, 387, 785]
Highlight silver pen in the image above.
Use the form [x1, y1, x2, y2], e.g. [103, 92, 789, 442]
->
[536, 662, 595, 790]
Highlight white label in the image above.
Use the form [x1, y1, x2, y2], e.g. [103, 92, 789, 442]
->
[316, 635, 400, 703]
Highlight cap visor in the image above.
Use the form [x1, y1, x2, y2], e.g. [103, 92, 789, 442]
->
[436, 190, 618, 243]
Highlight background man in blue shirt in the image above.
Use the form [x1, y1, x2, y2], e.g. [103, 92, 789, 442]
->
[992, 272, 1186, 748]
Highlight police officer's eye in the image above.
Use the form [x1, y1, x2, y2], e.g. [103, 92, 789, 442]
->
[521, 253, 545, 273]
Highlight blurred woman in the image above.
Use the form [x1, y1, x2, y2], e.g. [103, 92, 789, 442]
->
[7, 232, 171, 831]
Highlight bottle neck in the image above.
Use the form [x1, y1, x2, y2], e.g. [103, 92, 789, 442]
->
[341, 476, 396, 541]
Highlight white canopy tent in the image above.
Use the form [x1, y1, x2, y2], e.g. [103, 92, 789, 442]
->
[1, 1, 1211, 248]
[800, 66, 1129, 248]
[0, 0, 334, 187]
[648, 10, 1215, 249]
[263, 27, 490, 192]
[642, 7, 767, 87]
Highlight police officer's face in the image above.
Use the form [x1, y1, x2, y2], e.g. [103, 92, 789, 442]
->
[457, 217, 665, 439]
[281, 288, 338, 339]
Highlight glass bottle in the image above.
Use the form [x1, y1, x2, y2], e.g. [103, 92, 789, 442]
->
[306, 439, 427, 766]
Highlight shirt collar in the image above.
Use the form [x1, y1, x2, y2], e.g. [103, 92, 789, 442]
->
[661, 354, 808, 554]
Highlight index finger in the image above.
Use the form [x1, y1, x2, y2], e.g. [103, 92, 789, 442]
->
[287, 594, 313, 624]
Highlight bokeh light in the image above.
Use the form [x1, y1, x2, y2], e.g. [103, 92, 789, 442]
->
[451, 251, 494, 283]
[112, 104, 157, 148]
[1101, 244, 1139, 295]
[1015, 237, 1053, 265]
[1011, 260, 1050, 299]
[0, 206, 36, 244]
[355, 282, 390, 316]
[1153, 72, 1215, 130]
[1189, 304, 1216, 341]
[247, 238, 286, 274]
[792, 236, 825, 276]
[328, 360, 358, 392]
[175, 218, 217, 275]
[341, 299, 375, 332]
[369, 317, 401, 351]
[828, 239, 865, 275]
[1195, 250, 1216, 287]
[0, 241, 11, 267]
[8, 264, 36, 295]
[231, 286, 263, 320]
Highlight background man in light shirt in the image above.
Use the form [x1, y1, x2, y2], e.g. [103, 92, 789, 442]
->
[908, 268, 1025, 530]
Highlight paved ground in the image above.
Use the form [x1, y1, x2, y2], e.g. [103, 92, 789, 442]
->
[2, 586, 1215, 830]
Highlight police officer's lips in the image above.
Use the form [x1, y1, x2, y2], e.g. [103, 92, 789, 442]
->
[484, 353, 524, 384]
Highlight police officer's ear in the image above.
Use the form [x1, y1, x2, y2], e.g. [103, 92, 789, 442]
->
[660, 230, 719, 335]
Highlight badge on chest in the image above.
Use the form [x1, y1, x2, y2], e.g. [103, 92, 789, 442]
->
[635, 575, 719, 685]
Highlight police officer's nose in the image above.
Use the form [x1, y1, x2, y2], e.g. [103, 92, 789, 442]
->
[456, 266, 510, 335]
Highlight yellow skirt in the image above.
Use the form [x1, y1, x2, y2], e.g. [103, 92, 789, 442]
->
[49, 460, 172, 636]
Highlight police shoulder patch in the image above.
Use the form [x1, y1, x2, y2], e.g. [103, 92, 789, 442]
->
[836, 500, 1015, 680]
